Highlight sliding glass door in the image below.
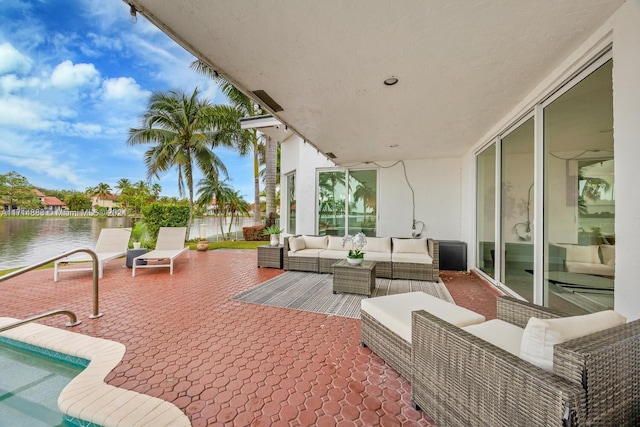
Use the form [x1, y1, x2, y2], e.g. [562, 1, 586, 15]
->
[475, 56, 614, 313]
[317, 169, 377, 236]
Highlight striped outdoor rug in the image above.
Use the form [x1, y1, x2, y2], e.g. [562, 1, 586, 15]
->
[231, 271, 454, 319]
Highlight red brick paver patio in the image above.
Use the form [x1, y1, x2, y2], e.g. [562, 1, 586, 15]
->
[0, 250, 499, 426]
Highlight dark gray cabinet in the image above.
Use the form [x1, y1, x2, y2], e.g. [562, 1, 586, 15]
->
[439, 240, 467, 271]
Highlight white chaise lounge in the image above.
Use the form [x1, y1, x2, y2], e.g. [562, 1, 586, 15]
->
[54, 227, 131, 281]
[132, 227, 189, 276]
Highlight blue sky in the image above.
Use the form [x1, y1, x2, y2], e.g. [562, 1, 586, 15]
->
[0, 0, 254, 199]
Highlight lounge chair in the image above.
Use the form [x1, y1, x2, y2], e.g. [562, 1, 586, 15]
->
[54, 227, 132, 281]
[132, 227, 189, 276]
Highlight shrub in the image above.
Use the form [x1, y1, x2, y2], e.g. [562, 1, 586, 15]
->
[142, 203, 190, 241]
[243, 225, 268, 241]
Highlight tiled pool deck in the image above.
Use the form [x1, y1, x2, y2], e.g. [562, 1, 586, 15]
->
[0, 249, 500, 426]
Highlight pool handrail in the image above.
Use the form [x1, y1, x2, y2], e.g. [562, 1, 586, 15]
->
[0, 248, 103, 319]
[0, 309, 82, 333]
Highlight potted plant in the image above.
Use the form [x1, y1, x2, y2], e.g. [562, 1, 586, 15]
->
[263, 225, 283, 246]
[342, 232, 368, 265]
[130, 221, 148, 249]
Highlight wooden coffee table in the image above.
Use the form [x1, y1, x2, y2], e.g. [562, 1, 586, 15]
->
[332, 260, 376, 296]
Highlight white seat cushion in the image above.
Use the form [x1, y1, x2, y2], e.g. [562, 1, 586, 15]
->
[462, 320, 524, 357]
[363, 252, 392, 262]
[520, 310, 627, 371]
[392, 252, 433, 264]
[302, 235, 328, 249]
[362, 237, 391, 253]
[327, 235, 345, 250]
[557, 244, 600, 264]
[288, 236, 306, 252]
[287, 248, 324, 258]
[361, 292, 485, 343]
[318, 249, 348, 259]
[565, 261, 614, 276]
[392, 238, 428, 254]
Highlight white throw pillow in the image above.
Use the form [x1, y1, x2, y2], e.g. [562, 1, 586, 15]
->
[520, 310, 626, 372]
[302, 235, 328, 249]
[392, 238, 427, 254]
[558, 244, 600, 264]
[288, 236, 306, 252]
[600, 245, 615, 267]
[327, 235, 345, 251]
[362, 237, 391, 253]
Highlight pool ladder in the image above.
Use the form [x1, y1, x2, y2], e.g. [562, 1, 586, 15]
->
[0, 249, 104, 332]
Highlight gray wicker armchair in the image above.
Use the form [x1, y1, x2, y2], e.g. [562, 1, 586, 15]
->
[411, 296, 640, 427]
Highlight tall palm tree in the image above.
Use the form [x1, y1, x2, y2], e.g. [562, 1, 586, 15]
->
[115, 178, 132, 194]
[191, 59, 277, 225]
[91, 182, 112, 207]
[128, 88, 229, 234]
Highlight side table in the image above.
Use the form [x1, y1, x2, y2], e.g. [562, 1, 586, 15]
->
[332, 260, 376, 296]
[257, 244, 283, 269]
[126, 248, 147, 268]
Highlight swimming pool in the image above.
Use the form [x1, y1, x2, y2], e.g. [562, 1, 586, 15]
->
[0, 338, 87, 427]
[0, 318, 190, 427]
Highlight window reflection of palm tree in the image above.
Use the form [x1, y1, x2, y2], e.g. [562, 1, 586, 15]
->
[318, 172, 345, 229]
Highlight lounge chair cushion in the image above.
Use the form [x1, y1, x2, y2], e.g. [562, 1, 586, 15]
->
[520, 310, 627, 371]
[289, 236, 306, 252]
[392, 238, 427, 254]
[462, 319, 524, 357]
[302, 235, 328, 249]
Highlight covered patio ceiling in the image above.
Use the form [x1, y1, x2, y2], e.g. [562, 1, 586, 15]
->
[130, 0, 623, 165]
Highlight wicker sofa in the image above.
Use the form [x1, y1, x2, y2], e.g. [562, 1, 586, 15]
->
[411, 296, 640, 427]
[283, 235, 439, 281]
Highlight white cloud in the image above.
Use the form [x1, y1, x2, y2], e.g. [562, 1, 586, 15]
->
[70, 122, 102, 136]
[0, 42, 32, 74]
[0, 129, 81, 186]
[50, 60, 100, 88]
[102, 76, 149, 101]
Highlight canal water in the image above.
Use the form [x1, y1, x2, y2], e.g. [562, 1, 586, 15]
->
[0, 216, 255, 270]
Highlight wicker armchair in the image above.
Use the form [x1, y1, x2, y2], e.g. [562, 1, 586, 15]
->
[411, 296, 640, 426]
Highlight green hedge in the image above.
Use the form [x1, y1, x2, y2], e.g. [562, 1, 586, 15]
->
[242, 225, 268, 241]
[142, 203, 190, 243]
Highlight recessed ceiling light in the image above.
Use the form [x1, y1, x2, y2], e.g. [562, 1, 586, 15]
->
[384, 77, 399, 86]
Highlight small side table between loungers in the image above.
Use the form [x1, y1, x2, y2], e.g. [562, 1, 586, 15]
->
[332, 260, 376, 296]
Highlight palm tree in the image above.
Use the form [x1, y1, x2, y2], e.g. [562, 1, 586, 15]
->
[151, 183, 162, 200]
[91, 182, 112, 207]
[115, 178, 132, 194]
[128, 88, 229, 235]
[224, 190, 251, 236]
[196, 175, 234, 237]
[191, 59, 277, 225]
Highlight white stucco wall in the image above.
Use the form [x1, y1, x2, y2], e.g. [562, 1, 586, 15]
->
[376, 158, 462, 239]
[612, 0, 640, 320]
[280, 135, 335, 235]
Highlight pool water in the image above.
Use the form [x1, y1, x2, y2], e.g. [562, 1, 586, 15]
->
[0, 342, 85, 427]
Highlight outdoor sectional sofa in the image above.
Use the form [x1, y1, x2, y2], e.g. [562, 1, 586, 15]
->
[282, 235, 439, 281]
